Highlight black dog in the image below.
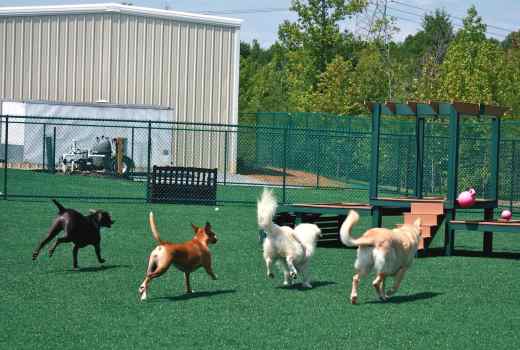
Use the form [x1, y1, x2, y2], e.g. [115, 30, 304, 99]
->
[32, 199, 114, 269]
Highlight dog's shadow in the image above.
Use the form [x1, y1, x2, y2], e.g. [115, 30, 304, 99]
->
[366, 292, 443, 304]
[149, 289, 237, 302]
[47, 264, 131, 273]
[277, 280, 336, 291]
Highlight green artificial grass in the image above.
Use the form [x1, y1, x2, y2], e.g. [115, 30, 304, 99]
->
[1, 198, 520, 350]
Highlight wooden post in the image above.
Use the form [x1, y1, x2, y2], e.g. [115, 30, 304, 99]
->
[444, 209, 455, 256]
[483, 207, 494, 255]
[415, 116, 425, 198]
[369, 103, 381, 200]
[447, 108, 460, 207]
[490, 116, 501, 201]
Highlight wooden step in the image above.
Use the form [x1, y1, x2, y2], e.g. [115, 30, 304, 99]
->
[403, 213, 440, 225]
[411, 202, 444, 215]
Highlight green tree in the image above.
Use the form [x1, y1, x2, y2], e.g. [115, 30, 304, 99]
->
[279, 0, 367, 73]
[310, 55, 354, 113]
[438, 6, 503, 104]
[348, 45, 388, 112]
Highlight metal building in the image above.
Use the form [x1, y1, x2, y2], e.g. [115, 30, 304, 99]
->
[0, 3, 241, 170]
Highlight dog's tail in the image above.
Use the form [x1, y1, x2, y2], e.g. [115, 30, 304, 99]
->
[148, 212, 163, 244]
[52, 199, 66, 214]
[257, 188, 278, 234]
[339, 210, 360, 247]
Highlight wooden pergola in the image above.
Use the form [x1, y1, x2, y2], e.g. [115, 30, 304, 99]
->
[367, 101, 508, 254]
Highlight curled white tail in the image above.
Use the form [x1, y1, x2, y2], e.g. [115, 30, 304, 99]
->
[257, 188, 277, 233]
[149, 212, 163, 243]
[339, 210, 360, 247]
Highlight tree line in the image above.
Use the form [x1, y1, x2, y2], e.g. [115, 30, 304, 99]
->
[239, 1, 520, 116]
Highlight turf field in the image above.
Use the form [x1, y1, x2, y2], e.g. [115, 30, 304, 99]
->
[1, 196, 520, 349]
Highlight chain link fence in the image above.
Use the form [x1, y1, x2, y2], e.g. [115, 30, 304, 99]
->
[1, 113, 519, 211]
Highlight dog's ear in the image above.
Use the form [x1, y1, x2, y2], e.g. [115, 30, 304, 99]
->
[89, 209, 97, 214]
[204, 222, 212, 231]
[191, 223, 198, 232]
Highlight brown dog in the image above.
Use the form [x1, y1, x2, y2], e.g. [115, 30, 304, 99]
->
[138, 212, 218, 301]
[339, 210, 421, 304]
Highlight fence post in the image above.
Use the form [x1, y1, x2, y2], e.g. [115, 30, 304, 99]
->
[282, 127, 288, 204]
[224, 130, 228, 185]
[52, 127, 56, 173]
[146, 121, 152, 202]
[315, 134, 320, 188]
[131, 127, 135, 162]
[42, 123, 46, 170]
[3, 116, 8, 200]
[511, 140, 516, 212]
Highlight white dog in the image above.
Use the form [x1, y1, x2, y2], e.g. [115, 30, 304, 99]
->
[257, 188, 322, 288]
[339, 210, 422, 304]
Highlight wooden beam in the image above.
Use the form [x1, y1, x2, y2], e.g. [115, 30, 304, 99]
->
[364, 100, 375, 113]
[481, 104, 508, 117]
[407, 101, 417, 113]
[452, 101, 480, 115]
[384, 101, 396, 114]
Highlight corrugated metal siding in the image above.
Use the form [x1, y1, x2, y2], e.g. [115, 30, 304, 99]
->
[0, 12, 239, 169]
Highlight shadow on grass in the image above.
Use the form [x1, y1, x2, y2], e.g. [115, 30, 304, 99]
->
[366, 292, 443, 304]
[425, 247, 520, 260]
[47, 264, 132, 273]
[276, 280, 336, 291]
[150, 289, 237, 302]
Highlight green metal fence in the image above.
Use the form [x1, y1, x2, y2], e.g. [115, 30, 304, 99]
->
[1, 113, 519, 211]
[241, 111, 520, 211]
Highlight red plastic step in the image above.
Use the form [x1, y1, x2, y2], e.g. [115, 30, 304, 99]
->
[411, 202, 444, 215]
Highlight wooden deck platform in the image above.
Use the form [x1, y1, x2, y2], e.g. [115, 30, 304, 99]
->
[447, 219, 520, 255]
[274, 202, 373, 246]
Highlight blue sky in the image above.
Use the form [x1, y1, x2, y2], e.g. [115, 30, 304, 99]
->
[1, 1, 519, 46]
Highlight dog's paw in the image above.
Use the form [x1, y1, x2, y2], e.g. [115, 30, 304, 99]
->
[386, 288, 397, 296]
[379, 295, 389, 302]
[99, 258, 106, 264]
[290, 271, 297, 279]
[32, 251, 39, 260]
[139, 287, 147, 301]
[267, 272, 274, 279]
[350, 295, 358, 305]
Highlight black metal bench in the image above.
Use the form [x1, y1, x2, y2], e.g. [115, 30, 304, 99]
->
[149, 166, 217, 205]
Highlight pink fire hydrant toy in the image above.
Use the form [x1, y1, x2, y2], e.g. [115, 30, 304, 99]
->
[457, 188, 476, 208]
